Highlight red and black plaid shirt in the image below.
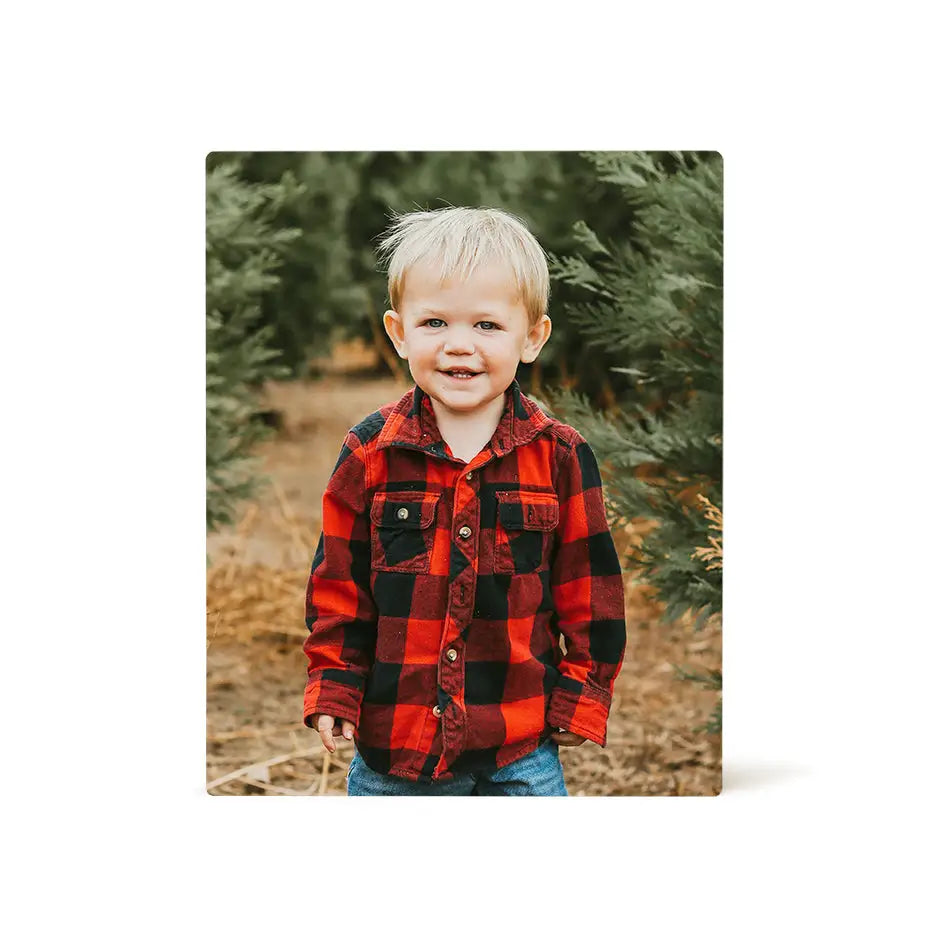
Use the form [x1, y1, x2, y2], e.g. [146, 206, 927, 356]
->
[302, 379, 626, 782]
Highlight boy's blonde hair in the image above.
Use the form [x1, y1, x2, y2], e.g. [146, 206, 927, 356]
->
[377, 206, 550, 325]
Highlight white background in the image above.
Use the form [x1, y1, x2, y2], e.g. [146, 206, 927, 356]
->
[2, 2, 935, 935]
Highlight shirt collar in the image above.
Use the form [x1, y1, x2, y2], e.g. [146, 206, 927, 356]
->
[374, 378, 555, 459]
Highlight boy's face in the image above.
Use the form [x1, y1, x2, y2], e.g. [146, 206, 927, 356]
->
[383, 259, 551, 422]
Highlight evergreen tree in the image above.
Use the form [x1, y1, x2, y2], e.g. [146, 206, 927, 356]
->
[206, 161, 299, 532]
[544, 151, 723, 728]
[220, 151, 374, 374]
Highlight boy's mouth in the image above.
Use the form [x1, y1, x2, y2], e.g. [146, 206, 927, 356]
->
[440, 368, 481, 380]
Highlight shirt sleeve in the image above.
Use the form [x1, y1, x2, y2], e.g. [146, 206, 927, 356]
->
[302, 430, 377, 729]
[545, 433, 627, 746]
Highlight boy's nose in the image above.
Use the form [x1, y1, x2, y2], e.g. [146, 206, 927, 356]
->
[442, 329, 475, 354]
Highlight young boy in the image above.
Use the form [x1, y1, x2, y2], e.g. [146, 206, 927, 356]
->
[302, 206, 626, 796]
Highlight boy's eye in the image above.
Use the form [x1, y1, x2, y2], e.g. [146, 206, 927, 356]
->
[419, 318, 500, 330]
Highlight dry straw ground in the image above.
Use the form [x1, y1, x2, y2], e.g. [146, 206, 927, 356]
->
[207, 345, 721, 796]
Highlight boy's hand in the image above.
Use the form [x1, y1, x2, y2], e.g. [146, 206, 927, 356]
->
[313, 714, 356, 753]
[550, 727, 587, 747]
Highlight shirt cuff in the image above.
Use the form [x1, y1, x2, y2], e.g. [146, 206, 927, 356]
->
[303, 672, 364, 728]
[546, 678, 612, 747]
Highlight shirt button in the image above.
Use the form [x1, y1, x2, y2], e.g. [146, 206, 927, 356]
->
[432, 705, 442, 717]
[446, 648, 458, 662]
[458, 525, 472, 539]
[396, 507, 409, 520]
[466, 471, 473, 480]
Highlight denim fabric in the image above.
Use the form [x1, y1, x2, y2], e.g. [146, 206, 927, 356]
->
[346, 739, 568, 796]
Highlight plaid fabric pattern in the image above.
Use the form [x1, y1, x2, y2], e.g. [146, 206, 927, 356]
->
[303, 379, 626, 782]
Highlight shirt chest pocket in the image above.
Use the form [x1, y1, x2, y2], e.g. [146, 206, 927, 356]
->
[493, 491, 559, 575]
[370, 492, 441, 573]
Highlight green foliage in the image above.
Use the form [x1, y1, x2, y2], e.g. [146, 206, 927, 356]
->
[673, 666, 722, 734]
[206, 162, 298, 532]
[544, 151, 723, 731]
[215, 152, 376, 373]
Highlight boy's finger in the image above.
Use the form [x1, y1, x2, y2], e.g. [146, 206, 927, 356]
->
[340, 721, 356, 740]
[319, 725, 336, 752]
[550, 728, 580, 745]
[315, 715, 336, 752]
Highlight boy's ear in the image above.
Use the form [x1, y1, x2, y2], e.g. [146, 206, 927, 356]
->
[520, 315, 551, 364]
[383, 309, 407, 359]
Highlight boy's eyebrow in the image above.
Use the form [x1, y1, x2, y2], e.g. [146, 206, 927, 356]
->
[418, 307, 505, 318]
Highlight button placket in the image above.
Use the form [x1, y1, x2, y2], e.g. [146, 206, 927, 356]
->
[439, 464, 479, 760]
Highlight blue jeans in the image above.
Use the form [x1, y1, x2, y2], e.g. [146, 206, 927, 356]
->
[346, 740, 568, 796]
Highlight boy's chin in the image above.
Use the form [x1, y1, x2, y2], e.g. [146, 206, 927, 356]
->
[423, 382, 509, 411]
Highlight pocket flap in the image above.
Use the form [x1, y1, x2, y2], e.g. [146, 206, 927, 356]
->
[370, 492, 440, 530]
[495, 491, 559, 531]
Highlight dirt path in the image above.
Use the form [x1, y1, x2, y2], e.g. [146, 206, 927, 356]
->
[207, 373, 721, 795]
